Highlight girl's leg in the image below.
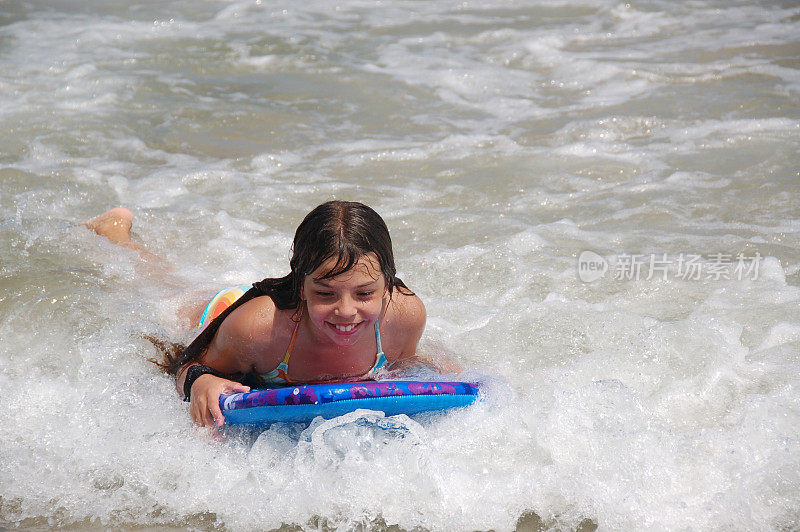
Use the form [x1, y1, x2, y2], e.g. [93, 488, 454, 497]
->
[84, 207, 160, 262]
[85, 207, 208, 324]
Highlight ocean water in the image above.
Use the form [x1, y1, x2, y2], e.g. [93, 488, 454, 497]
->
[1, 0, 799, 530]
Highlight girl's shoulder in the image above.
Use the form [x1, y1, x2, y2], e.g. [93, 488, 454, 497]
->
[385, 288, 425, 321]
[381, 288, 426, 359]
[205, 294, 293, 371]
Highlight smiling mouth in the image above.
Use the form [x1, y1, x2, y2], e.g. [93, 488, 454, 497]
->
[328, 321, 363, 334]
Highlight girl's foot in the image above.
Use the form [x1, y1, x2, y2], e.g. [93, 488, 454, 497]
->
[84, 207, 134, 243]
[84, 206, 178, 293]
[84, 206, 161, 265]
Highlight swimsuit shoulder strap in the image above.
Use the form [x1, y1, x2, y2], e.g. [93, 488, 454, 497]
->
[371, 319, 387, 372]
[258, 308, 301, 384]
[283, 309, 302, 365]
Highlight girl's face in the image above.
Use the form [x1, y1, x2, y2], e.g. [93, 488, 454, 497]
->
[302, 253, 387, 348]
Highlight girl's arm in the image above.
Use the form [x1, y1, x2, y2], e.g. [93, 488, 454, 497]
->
[176, 302, 275, 427]
[401, 352, 463, 374]
[175, 363, 250, 428]
[388, 293, 463, 374]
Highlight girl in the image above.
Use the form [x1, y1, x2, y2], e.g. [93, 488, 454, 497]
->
[87, 201, 453, 427]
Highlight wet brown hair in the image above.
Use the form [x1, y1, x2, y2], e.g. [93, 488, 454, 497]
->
[157, 200, 411, 375]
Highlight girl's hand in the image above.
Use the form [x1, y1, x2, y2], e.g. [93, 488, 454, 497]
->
[189, 374, 250, 427]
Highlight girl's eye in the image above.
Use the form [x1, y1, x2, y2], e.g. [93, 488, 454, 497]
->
[313, 290, 376, 299]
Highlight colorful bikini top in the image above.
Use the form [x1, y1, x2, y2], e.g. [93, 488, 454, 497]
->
[258, 310, 388, 385]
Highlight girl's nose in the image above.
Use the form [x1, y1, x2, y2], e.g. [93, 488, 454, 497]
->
[334, 295, 357, 318]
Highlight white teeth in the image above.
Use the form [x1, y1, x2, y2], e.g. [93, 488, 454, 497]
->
[335, 324, 356, 332]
